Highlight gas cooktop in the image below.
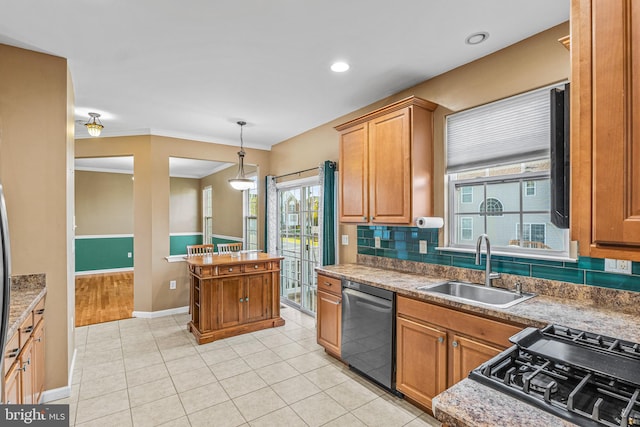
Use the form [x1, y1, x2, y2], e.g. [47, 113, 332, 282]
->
[469, 325, 640, 427]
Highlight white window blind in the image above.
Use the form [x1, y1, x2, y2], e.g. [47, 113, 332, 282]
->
[446, 84, 563, 173]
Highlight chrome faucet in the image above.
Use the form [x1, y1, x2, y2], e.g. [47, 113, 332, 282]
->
[475, 234, 500, 287]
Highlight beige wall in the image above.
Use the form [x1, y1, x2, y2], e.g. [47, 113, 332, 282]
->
[76, 135, 271, 312]
[75, 171, 134, 235]
[270, 22, 571, 263]
[169, 177, 201, 234]
[0, 44, 73, 393]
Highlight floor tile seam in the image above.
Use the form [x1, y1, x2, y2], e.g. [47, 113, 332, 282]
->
[176, 380, 232, 416]
[288, 390, 348, 426]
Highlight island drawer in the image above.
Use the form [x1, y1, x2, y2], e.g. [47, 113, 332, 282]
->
[317, 274, 341, 296]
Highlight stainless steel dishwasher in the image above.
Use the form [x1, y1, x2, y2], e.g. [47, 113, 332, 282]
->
[341, 280, 397, 393]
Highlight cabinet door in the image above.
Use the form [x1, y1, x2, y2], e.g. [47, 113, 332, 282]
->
[591, 0, 640, 246]
[218, 277, 243, 328]
[339, 123, 369, 222]
[244, 274, 271, 323]
[4, 363, 21, 404]
[316, 291, 341, 357]
[33, 320, 45, 403]
[20, 338, 34, 405]
[368, 107, 411, 224]
[451, 334, 502, 385]
[396, 317, 447, 410]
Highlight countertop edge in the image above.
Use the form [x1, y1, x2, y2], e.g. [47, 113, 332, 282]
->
[7, 287, 47, 340]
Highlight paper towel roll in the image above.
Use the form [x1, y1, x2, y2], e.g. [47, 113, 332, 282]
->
[415, 217, 444, 229]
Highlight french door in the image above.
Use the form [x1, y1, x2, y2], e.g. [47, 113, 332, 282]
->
[277, 178, 320, 314]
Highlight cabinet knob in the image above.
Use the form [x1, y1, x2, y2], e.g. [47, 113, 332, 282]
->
[239, 298, 244, 302]
[363, 216, 367, 221]
[228, 267, 233, 272]
[437, 337, 444, 343]
[452, 341, 459, 348]
[254, 265, 259, 269]
[245, 297, 249, 302]
[371, 217, 375, 220]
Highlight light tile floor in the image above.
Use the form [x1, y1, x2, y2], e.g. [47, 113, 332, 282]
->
[53, 307, 442, 427]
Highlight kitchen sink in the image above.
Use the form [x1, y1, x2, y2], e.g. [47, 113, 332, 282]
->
[416, 281, 535, 308]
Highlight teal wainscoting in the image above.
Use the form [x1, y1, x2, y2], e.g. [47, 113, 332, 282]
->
[169, 234, 203, 256]
[357, 226, 640, 292]
[76, 235, 134, 272]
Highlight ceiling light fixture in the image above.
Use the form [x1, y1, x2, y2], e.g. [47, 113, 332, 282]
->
[465, 32, 489, 45]
[228, 121, 255, 191]
[84, 112, 104, 137]
[331, 62, 350, 72]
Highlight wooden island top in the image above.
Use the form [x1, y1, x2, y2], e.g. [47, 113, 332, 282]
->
[186, 251, 285, 344]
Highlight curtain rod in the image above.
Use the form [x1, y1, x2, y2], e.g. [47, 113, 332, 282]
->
[273, 166, 319, 180]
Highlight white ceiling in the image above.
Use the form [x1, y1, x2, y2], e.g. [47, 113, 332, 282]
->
[75, 156, 233, 179]
[0, 1, 569, 150]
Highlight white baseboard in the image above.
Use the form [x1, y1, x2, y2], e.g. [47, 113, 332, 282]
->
[75, 267, 134, 276]
[40, 349, 76, 403]
[133, 306, 189, 319]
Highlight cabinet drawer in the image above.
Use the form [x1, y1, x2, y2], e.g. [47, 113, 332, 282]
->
[243, 262, 267, 273]
[18, 315, 34, 348]
[317, 274, 341, 296]
[4, 332, 20, 377]
[33, 297, 46, 326]
[218, 265, 242, 276]
[397, 296, 522, 348]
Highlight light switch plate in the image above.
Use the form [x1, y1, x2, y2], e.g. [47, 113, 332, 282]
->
[341, 235, 349, 245]
[419, 240, 428, 254]
[127, 252, 132, 258]
[169, 280, 177, 290]
[374, 237, 381, 248]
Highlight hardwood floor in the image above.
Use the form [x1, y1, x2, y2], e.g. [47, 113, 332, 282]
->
[75, 272, 134, 327]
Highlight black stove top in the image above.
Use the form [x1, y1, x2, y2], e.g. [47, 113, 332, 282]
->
[469, 325, 640, 427]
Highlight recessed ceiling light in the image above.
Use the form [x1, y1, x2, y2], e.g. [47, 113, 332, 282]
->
[465, 32, 489, 45]
[331, 62, 350, 72]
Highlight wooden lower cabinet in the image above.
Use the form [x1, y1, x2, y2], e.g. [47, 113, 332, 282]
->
[3, 296, 46, 405]
[316, 274, 342, 358]
[396, 295, 522, 411]
[396, 317, 447, 409]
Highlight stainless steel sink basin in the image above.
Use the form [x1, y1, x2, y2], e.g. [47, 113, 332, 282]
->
[416, 281, 535, 308]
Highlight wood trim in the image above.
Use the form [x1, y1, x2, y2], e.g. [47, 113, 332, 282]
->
[334, 96, 437, 131]
[558, 35, 571, 50]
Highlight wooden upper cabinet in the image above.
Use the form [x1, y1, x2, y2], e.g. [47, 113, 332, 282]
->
[572, 0, 640, 258]
[336, 96, 437, 225]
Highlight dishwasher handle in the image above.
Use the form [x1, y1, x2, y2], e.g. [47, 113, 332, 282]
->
[343, 288, 393, 313]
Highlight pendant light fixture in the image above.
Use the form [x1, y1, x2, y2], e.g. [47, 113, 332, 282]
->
[84, 112, 104, 137]
[228, 121, 255, 191]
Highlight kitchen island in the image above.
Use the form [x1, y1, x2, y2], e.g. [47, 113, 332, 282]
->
[186, 252, 285, 344]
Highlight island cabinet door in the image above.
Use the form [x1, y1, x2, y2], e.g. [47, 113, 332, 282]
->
[450, 334, 502, 385]
[244, 274, 271, 323]
[218, 277, 243, 328]
[396, 316, 447, 410]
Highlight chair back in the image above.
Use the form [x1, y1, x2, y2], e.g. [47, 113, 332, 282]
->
[217, 242, 243, 254]
[186, 244, 215, 257]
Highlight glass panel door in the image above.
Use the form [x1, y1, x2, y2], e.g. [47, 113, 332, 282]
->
[278, 182, 320, 314]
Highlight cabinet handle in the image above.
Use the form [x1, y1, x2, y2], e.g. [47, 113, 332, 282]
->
[327, 300, 340, 305]
[27, 357, 31, 365]
[324, 282, 332, 287]
[21, 364, 27, 372]
[437, 337, 444, 343]
[36, 309, 45, 315]
[452, 341, 459, 348]
[7, 349, 19, 358]
[36, 337, 42, 342]
[371, 217, 375, 220]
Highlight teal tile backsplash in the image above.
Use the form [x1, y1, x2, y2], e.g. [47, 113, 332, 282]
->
[357, 225, 640, 293]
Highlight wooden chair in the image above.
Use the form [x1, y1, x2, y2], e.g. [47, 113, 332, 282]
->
[186, 244, 215, 257]
[217, 242, 243, 254]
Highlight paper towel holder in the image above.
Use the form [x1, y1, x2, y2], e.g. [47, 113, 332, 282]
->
[415, 217, 444, 229]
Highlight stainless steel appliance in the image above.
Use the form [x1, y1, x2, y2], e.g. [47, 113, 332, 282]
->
[470, 324, 640, 426]
[341, 280, 396, 392]
[0, 184, 12, 403]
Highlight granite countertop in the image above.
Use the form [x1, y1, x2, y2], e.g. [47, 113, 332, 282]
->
[316, 262, 640, 427]
[7, 274, 47, 339]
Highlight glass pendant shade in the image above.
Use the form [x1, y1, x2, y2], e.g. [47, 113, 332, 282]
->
[84, 112, 104, 137]
[228, 121, 255, 191]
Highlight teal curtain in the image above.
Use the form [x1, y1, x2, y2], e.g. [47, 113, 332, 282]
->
[322, 161, 337, 265]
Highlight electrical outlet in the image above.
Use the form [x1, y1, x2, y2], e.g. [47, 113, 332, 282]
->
[419, 240, 428, 254]
[127, 252, 132, 258]
[374, 236, 381, 248]
[341, 235, 349, 245]
[604, 258, 632, 274]
[169, 280, 177, 290]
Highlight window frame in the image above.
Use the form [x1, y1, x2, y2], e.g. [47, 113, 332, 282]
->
[447, 171, 570, 259]
[202, 185, 213, 245]
[243, 175, 259, 250]
[524, 181, 537, 197]
[461, 186, 473, 204]
[460, 217, 474, 241]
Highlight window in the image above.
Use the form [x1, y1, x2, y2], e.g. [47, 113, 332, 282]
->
[202, 185, 213, 245]
[460, 217, 473, 240]
[243, 176, 258, 250]
[525, 181, 536, 196]
[446, 83, 569, 257]
[461, 186, 473, 203]
[479, 198, 503, 216]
